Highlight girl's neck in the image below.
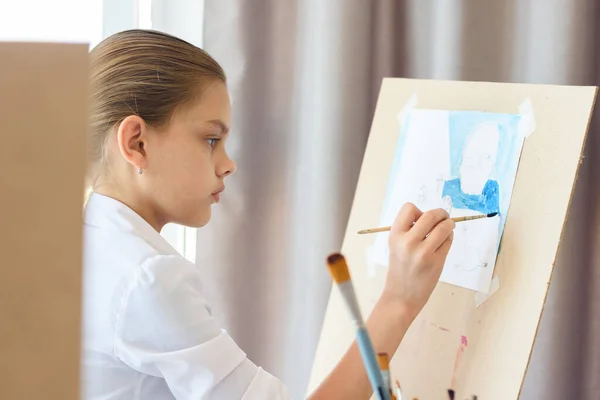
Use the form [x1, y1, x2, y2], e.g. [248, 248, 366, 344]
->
[93, 181, 166, 232]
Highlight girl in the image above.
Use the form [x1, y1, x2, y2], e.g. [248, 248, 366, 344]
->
[81, 29, 455, 400]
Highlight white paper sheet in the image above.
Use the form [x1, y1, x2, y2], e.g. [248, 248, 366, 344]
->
[367, 108, 526, 292]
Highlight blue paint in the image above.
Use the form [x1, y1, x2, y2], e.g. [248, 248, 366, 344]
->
[442, 178, 499, 215]
[445, 111, 523, 244]
[447, 111, 522, 215]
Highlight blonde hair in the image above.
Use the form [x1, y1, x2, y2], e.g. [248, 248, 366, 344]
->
[85, 29, 226, 200]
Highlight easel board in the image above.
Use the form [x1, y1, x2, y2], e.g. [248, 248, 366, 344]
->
[308, 78, 596, 399]
[0, 42, 89, 399]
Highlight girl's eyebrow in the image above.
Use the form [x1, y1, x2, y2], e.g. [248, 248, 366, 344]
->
[206, 120, 230, 135]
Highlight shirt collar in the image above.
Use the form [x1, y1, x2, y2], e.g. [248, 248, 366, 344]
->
[84, 192, 180, 256]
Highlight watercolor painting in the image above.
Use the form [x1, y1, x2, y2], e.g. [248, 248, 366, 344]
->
[442, 121, 500, 215]
[367, 108, 525, 292]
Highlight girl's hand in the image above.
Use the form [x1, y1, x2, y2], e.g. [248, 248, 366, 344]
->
[382, 202, 455, 321]
[309, 204, 454, 400]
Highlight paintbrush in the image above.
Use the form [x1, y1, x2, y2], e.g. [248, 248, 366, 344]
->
[326, 253, 389, 400]
[447, 388, 455, 400]
[357, 212, 498, 235]
[394, 379, 403, 400]
[377, 353, 392, 397]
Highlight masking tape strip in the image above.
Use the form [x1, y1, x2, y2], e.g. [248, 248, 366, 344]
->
[396, 93, 419, 127]
[474, 276, 500, 307]
[517, 97, 536, 138]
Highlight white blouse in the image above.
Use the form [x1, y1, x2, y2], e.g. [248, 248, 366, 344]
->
[81, 193, 291, 399]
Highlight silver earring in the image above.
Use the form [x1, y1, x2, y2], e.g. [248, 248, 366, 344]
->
[137, 167, 143, 175]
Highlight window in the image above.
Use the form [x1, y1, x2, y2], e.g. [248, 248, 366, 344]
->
[1, 0, 200, 263]
[0, 0, 103, 46]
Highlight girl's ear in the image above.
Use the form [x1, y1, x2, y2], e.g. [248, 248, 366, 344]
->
[116, 115, 147, 171]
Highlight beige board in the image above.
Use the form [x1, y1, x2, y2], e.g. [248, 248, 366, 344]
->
[308, 78, 597, 399]
[0, 42, 89, 399]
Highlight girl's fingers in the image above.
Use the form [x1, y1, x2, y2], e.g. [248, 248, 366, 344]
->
[391, 202, 423, 234]
[435, 230, 454, 257]
[424, 218, 455, 252]
[409, 208, 449, 240]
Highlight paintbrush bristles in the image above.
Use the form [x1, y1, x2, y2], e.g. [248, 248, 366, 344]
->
[326, 253, 351, 284]
[447, 389, 455, 400]
[377, 353, 390, 370]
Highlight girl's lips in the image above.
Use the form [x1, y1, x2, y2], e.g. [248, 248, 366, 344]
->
[212, 186, 225, 202]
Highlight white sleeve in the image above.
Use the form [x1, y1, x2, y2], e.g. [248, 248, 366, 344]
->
[113, 254, 291, 400]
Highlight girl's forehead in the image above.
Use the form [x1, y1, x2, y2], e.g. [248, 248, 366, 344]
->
[173, 85, 231, 128]
[186, 84, 231, 120]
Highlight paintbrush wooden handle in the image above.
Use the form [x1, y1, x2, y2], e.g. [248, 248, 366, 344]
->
[452, 214, 495, 223]
[357, 226, 392, 234]
[357, 212, 498, 235]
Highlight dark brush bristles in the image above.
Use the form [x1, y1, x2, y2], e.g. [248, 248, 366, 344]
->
[447, 389, 455, 400]
[327, 253, 344, 265]
[487, 212, 498, 217]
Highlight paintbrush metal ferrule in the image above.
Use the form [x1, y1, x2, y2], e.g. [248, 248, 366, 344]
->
[337, 281, 365, 327]
[357, 212, 498, 235]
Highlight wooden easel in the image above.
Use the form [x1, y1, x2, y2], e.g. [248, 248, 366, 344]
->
[308, 78, 597, 399]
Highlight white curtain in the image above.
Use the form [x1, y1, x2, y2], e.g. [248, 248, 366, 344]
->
[198, 1, 600, 399]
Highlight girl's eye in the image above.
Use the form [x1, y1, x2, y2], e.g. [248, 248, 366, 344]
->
[207, 138, 221, 148]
